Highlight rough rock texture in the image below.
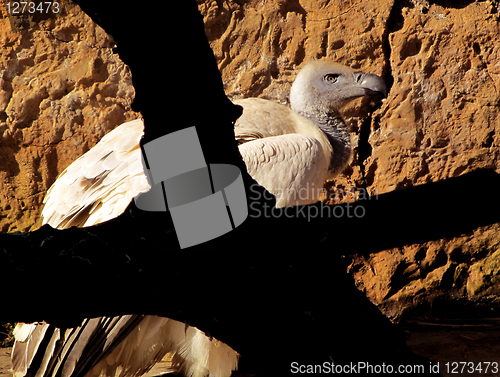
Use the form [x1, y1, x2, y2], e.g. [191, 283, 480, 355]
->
[355, 0, 500, 319]
[197, 0, 500, 319]
[0, 1, 138, 232]
[1, 0, 500, 319]
[198, 0, 392, 197]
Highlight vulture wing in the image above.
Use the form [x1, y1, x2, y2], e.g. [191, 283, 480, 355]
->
[41, 119, 150, 229]
[234, 98, 301, 139]
[12, 322, 51, 376]
[15, 120, 238, 377]
[16, 93, 333, 377]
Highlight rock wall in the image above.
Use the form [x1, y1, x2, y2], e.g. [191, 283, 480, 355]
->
[198, 0, 500, 319]
[350, 1, 500, 318]
[1, 0, 500, 318]
[0, 1, 138, 232]
[198, 0, 500, 318]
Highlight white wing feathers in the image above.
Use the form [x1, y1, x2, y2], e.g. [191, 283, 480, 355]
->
[42, 100, 332, 228]
[41, 119, 150, 229]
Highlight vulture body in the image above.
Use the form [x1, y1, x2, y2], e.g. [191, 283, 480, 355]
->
[12, 60, 386, 377]
[234, 97, 332, 207]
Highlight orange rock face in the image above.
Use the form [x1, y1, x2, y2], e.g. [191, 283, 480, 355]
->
[198, 0, 500, 318]
[352, 2, 500, 318]
[0, 3, 138, 232]
[1, 0, 499, 317]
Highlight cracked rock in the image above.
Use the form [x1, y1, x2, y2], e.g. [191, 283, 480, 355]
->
[0, 3, 138, 231]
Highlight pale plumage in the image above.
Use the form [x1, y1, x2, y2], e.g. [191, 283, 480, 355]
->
[41, 119, 150, 229]
[234, 60, 386, 207]
[234, 98, 332, 207]
[12, 316, 238, 377]
[41, 60, 387, 226]
[12, 322, 51, 376]
[17, 120, 239, 377]
[13, 59, 387, 377]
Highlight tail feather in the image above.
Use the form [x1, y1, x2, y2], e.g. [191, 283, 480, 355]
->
[12, 315, 238, 377]
[176, 327, 239, 377]
[12, 323, 51, 377]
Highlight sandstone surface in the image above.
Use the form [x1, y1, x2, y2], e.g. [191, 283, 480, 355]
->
[0, 1, 138, 232]
[197, 0, 500, 318]
[1, 0, 500, 319]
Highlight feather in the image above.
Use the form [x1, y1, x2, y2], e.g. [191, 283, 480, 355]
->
[239, 134, 328, 207]
[42, 119, 150, 230]
[12, 323, 50, 376]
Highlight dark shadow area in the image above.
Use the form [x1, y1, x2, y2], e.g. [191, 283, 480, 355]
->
[319, 169, 500, 254]
[234, 169, 500, 257]
[2, 169, 498, 321]
[3, 0, 500, 376]
[432, 0, 477, 10]
[403, 318, 500, 377]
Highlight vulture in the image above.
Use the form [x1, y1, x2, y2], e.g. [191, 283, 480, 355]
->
[11, 60, 387, 377]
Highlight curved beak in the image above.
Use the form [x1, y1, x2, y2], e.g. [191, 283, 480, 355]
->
[356, 72, 388, 98]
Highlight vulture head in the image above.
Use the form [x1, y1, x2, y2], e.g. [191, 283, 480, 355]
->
[290, 60, 388, 115]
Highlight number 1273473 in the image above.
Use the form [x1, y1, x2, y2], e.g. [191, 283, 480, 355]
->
[444, 362, 499, 374]
[6, 2, 60, 14]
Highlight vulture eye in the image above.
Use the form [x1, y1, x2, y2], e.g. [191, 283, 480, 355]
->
[324, 74, 340, 83]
